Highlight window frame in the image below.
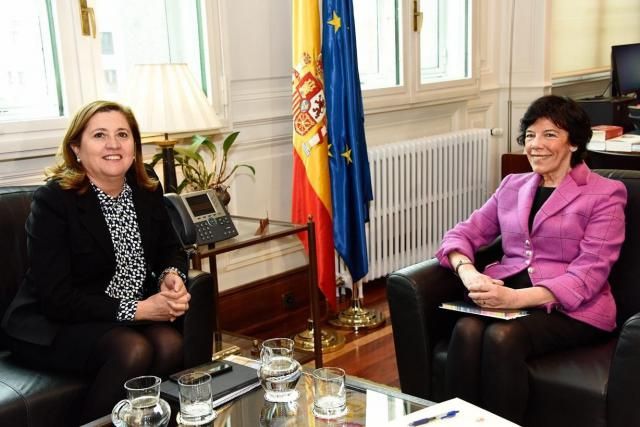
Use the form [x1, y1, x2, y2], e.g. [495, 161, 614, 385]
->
[361, 0, 480, 112]
[0, 0, 226, 160]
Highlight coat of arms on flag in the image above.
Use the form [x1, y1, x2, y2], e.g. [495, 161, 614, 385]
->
[292, 58, 326, 143]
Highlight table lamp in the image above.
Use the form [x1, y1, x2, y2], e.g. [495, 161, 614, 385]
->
[125, 63, 223, 193]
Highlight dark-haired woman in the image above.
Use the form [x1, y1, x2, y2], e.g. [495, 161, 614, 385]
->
[434, 95, 626, 423]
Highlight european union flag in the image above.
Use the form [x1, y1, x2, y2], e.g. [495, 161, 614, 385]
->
[322, 0, 373, 282]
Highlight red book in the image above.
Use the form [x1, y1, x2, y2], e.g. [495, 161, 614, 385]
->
[591, 125, 624, 140]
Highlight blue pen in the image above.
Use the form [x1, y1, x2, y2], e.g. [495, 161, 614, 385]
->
[408, 410, 460, 426]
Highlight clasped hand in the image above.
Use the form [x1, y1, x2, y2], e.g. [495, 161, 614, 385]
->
[460, 268, 517, 309]
[136, 273, 191, 322]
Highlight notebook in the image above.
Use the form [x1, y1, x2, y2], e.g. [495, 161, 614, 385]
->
[160, 360, 260, 408]
[440, 301, 529, 320]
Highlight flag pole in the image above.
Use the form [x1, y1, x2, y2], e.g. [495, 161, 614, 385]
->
[293, 217, 345, 355]
[329, 276, 385, 330]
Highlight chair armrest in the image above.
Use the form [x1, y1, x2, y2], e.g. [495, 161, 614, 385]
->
[182, 269, 214, 368]
[607, 312, 640, 427]
[386, 239, 502, 400]
[386, 258, 463, 400]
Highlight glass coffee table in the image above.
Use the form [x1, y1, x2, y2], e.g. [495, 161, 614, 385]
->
[84, 357, 430, 426]
[215, 369, 430, 426]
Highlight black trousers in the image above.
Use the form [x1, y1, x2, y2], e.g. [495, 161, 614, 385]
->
[444, 308, 610, 424]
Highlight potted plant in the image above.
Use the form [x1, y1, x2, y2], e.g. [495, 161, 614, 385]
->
[150, 131, 255, 204]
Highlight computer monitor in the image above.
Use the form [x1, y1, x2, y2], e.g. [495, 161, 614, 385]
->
[611, 43, 640, 98]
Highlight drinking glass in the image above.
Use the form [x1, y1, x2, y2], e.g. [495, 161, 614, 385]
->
[312, 367, 347, 419]
[257, 338, 302, 402]
[111, 375, 171, 427]
[176, 372, 216, 426]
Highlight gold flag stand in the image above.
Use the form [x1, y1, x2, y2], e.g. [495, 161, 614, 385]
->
[329, 279, 385, 331]
[294, 319, 345, 353]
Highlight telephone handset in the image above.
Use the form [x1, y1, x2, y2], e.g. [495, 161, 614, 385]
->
[163, 189, 238, 246]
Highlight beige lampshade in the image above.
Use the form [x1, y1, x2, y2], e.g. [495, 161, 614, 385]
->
[125, 63, 222, 135]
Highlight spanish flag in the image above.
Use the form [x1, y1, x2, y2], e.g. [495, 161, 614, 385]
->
[291, 0, 336, 309]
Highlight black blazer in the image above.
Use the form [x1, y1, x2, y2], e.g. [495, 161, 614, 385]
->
[1, 173, 187, 346]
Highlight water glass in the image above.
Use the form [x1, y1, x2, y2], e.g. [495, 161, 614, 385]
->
[111, 375, 171, 427]
[177, 372, 216, 426]
[258, 338, 302, 402]
[312, 367, 347, 419]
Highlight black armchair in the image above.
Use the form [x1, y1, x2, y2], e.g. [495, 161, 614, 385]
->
[387, 169, 640, 427]
[0, 186, 214, 426]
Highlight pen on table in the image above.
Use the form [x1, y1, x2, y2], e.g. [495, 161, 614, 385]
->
[408, 410, 460, 426]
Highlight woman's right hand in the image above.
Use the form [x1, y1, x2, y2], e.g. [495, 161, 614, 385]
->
[458, 264, 504, 290]
[134, 291, 191, 322]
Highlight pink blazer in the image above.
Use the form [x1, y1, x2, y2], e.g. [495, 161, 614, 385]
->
[436, 162, 627, 331]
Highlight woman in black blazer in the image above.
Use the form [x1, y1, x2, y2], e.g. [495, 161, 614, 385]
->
[2, 100, 192, 423]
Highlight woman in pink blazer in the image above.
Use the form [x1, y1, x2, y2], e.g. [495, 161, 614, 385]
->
[435, 95, 627, 423]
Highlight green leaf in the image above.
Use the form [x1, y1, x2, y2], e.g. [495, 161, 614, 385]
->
[222, 131, 240, 156]
[169, 131, 254, 191]
[191, 134, 209, 145]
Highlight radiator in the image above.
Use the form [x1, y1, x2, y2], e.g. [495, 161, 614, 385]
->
[337, 128, 491, 282]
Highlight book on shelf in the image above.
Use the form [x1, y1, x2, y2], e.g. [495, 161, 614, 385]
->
[587, 140, 606, 151]
[160, 359, 260, 408]
[605, 133, 640, 152]
[439, 301, 529, 320]
[590, 125, 624, 141]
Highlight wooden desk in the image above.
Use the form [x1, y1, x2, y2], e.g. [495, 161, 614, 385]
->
[191, 216, 323, 368]
[501, 151, 640, 179]
[586, 149, 640, 171]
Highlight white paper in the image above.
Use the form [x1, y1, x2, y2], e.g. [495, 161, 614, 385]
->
[385, 398, 521, 427]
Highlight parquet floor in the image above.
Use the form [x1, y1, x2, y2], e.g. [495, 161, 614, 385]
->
[306, 278, 400, 389]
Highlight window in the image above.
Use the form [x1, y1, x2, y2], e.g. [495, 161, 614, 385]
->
[93, 0, 207, 100]
[0, 0, 62, 122]
[353, 0, 475, 108]
[0, 0, 224, 159]
[354, 0, 402, 90]
[419, 0, 471, 85]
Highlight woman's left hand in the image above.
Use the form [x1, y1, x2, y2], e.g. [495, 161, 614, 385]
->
[160, 272, 187, 298]
[468, 282, 519, 309]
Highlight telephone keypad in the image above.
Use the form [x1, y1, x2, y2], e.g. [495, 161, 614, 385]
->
[195, 216, 238, 245]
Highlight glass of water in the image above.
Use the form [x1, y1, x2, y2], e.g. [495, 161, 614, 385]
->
[111, 375, 171, 427]
[177, 372, 216, 426]
[312, 367, 347, 419]
[257, 338, 302, 402]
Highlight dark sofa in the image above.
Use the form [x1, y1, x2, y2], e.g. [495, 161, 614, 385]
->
[0, 186, 214, 426]
[387, 169, 640, 427]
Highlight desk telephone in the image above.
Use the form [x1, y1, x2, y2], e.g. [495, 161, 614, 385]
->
[164, 189, 238, 246]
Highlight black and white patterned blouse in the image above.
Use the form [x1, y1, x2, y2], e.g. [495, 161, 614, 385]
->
[92, 181, 146, 321]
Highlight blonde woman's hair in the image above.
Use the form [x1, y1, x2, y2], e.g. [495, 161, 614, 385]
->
[46, 100, 158, 193]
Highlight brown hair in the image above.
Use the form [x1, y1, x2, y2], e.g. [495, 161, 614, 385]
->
[46, 100, 158, 193]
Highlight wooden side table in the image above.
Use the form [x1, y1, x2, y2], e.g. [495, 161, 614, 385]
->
[191, 216, 323, 368]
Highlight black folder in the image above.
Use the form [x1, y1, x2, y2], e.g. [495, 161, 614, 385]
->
[160, 360, 260, 407]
